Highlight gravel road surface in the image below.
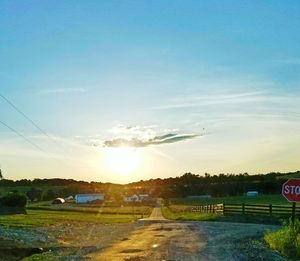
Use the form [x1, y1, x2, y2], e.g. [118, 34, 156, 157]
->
[85, 205, 285, 261]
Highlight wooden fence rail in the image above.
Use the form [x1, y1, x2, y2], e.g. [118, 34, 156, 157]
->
[183, 203, 300, 218]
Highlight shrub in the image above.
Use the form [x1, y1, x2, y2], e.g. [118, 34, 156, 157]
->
[265, 219, 300, 260]
[1, 193, 27, 208]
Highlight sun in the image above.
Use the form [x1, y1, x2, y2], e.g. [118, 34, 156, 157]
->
[105, 147, 141, 174]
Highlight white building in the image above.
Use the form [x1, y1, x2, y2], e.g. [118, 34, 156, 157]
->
[75, 194, 104, 204]
[64, 195, 73, 201]
[246, 191, 259, 197]
[138, 194, 149, 201]
[123, 194, 149, 202]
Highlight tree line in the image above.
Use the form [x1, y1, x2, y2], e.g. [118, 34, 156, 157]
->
[0, 171, 299, 200]
[129, 171, 300, 198]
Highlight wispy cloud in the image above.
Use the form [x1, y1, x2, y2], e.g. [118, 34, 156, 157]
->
[103, 133, 199, 147]
[38, 88, 88, 95]
[151, 91, 296, 110]
[88, 124, 202, 148]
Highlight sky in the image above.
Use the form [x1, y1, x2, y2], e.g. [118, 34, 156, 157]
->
[0, 0, 300, 183]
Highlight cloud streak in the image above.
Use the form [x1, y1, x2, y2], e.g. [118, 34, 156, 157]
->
[151, 91, 299, 110]
[103, 133, 200, 147]
[88, 125, 203, 148]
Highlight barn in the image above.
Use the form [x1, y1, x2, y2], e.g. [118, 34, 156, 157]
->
[52, 198, 65, 205]
[123, 194, 149, 202]
[75, 194, 104, 204]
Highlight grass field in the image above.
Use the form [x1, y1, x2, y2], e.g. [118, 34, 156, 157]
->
[169, 194, 296, 206]
[0, 201, 152, 228]
[0, 209, 142, 228]
[276, 172, 300, 180]
[161, 205, 218, 221]
[27, 201, 152, 216]
[162, 194, 296, 223]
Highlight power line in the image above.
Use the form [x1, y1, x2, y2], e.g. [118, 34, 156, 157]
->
[0, 119, 44, 152]
[0, 94, 50, 137]
[0, 119, 66, 166]
[0, 93, 64, 150]
[0, 94, 71, 165]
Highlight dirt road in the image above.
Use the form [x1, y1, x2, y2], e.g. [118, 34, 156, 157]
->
[1, 205, 285, 260]
[86, 205, 285, 261]
[140, 203, 166, 221]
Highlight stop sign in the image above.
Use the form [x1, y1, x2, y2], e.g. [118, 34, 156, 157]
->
[282, 179, 300, 202]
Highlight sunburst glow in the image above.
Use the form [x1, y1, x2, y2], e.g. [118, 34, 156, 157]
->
[105, 147, 141, 174]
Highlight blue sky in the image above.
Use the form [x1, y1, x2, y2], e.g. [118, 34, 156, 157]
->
[0, 1, 300, 183]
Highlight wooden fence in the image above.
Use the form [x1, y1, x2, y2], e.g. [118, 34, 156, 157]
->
[188, 204, 224, 214]
[223, 203, 300, 218]
[186, 203, 300, 218]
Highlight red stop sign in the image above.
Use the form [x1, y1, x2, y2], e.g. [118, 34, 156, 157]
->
[282, 179, 300, 202]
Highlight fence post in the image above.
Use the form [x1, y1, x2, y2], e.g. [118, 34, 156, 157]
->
[269, 204, 272, 217]
[223, 203, 226, 216]
[292, 202, 296, 225]
[242, 203, 245, 215]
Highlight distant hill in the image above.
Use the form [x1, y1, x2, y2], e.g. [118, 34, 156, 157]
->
[276, 171, 300, 180]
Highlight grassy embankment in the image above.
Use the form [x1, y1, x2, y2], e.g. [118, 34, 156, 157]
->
[162, 194, 294, 221]
[265, 220, 300, 260]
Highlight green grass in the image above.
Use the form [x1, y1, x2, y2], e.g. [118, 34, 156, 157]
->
[27, 202, 152, 216]
[170, 194, 296, 206]
[161, 205, 218, 221]
[277, 172, 300, 180]
[22, 252, 58, 261]
[0, 209, 141, 228]
[163, 194, 295, 223]
[265, 220, 300, 260]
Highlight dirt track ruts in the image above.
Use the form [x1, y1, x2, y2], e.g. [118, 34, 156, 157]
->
[86, 205, 285, 261]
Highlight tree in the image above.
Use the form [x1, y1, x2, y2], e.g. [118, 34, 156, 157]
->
[26, 187, 43, 201]
[0, 168, 2, 179]
[1, 193, 27, 208]
[42, 189, 55, 200]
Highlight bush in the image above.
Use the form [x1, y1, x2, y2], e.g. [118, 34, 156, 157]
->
[1, 193, 27, 208]
[265, 219, 300, 260]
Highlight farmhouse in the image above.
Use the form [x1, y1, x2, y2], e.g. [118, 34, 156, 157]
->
[123, 194, 149, 202]
[75, 194, 104, 204]
[138, 194, 149, 201]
